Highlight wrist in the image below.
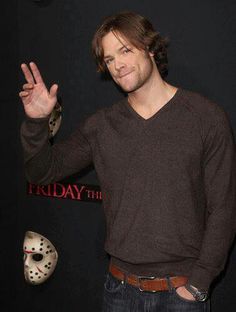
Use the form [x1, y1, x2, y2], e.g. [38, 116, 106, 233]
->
[25, 114, 50, 121]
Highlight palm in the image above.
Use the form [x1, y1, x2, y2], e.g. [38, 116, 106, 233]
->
[20, 62, 58, 118]
[23, 82, 56, 118]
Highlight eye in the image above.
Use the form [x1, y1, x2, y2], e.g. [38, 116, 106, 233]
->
[32, 253, 44, 262]
[123, 47, 132, 54]
[105, 58, 113, 66]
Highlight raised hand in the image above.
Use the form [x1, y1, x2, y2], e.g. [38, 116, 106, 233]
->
[19, 62, 58, 118]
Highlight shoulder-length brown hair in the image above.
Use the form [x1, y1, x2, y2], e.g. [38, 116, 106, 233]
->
[92, 11, 169, 78]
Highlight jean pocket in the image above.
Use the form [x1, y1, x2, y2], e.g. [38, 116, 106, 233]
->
[104, 273, 124, 294]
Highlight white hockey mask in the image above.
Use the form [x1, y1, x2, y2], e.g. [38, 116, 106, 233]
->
[23, 231, 58, 285]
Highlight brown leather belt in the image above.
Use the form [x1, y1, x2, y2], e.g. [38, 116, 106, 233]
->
[109, 263, 188, 292]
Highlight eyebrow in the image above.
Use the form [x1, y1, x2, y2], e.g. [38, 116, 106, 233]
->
[104, 45, 131, 59]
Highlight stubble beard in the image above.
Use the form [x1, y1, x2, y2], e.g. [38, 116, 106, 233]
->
[115, 57, 154, 94]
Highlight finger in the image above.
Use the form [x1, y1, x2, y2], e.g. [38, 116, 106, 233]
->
[19, 91, 29, 97]
[23, 83, 34, 90]
[29, 62, 44, 84]
[21, 63, 35, 84]
[49, 84, 58, 98]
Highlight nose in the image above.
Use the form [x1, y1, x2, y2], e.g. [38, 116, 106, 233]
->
[114, 57, 125, 71]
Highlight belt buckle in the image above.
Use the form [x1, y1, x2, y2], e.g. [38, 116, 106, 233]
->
[138, 275, 157, 292]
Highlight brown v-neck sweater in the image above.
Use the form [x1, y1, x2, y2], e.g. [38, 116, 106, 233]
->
[21, 88, 236, 291]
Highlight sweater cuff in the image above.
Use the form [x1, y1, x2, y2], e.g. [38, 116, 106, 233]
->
[187, 264, 213, 292]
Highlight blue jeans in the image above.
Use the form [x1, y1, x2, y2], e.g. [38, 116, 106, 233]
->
[102, 273, 211, 312]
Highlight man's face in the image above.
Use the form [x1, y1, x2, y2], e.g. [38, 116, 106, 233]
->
[102, 31, 155, 93]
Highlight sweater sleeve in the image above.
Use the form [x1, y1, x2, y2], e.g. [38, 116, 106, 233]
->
[188, 113, 236, 291]
[20, 116, 93, 185]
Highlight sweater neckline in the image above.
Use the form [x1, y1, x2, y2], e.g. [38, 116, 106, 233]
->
[123, 87, 182, 122]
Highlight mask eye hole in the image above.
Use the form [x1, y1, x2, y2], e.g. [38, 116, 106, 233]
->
[32, 253, 43, 262]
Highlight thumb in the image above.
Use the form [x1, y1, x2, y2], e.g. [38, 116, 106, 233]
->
[49, 84, 58, 98]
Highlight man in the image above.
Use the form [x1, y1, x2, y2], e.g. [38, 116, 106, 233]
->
[19, 11, 236, 312]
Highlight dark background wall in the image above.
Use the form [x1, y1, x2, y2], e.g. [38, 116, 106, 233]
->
[1, 0, 235, 311]
[0, 0, 18, 309]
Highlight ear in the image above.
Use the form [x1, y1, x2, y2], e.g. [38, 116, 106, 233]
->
[149, 50, 155, 57]
[146, 46, 154, 57]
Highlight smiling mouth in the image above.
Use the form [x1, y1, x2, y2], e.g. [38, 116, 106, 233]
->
[118, 71, 133, 79]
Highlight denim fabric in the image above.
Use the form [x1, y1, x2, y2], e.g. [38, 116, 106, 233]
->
[102, 273, 211, 312]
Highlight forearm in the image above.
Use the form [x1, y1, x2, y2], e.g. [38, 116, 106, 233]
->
[20, 116, 93, 185]
[188, 201, 236, 291]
